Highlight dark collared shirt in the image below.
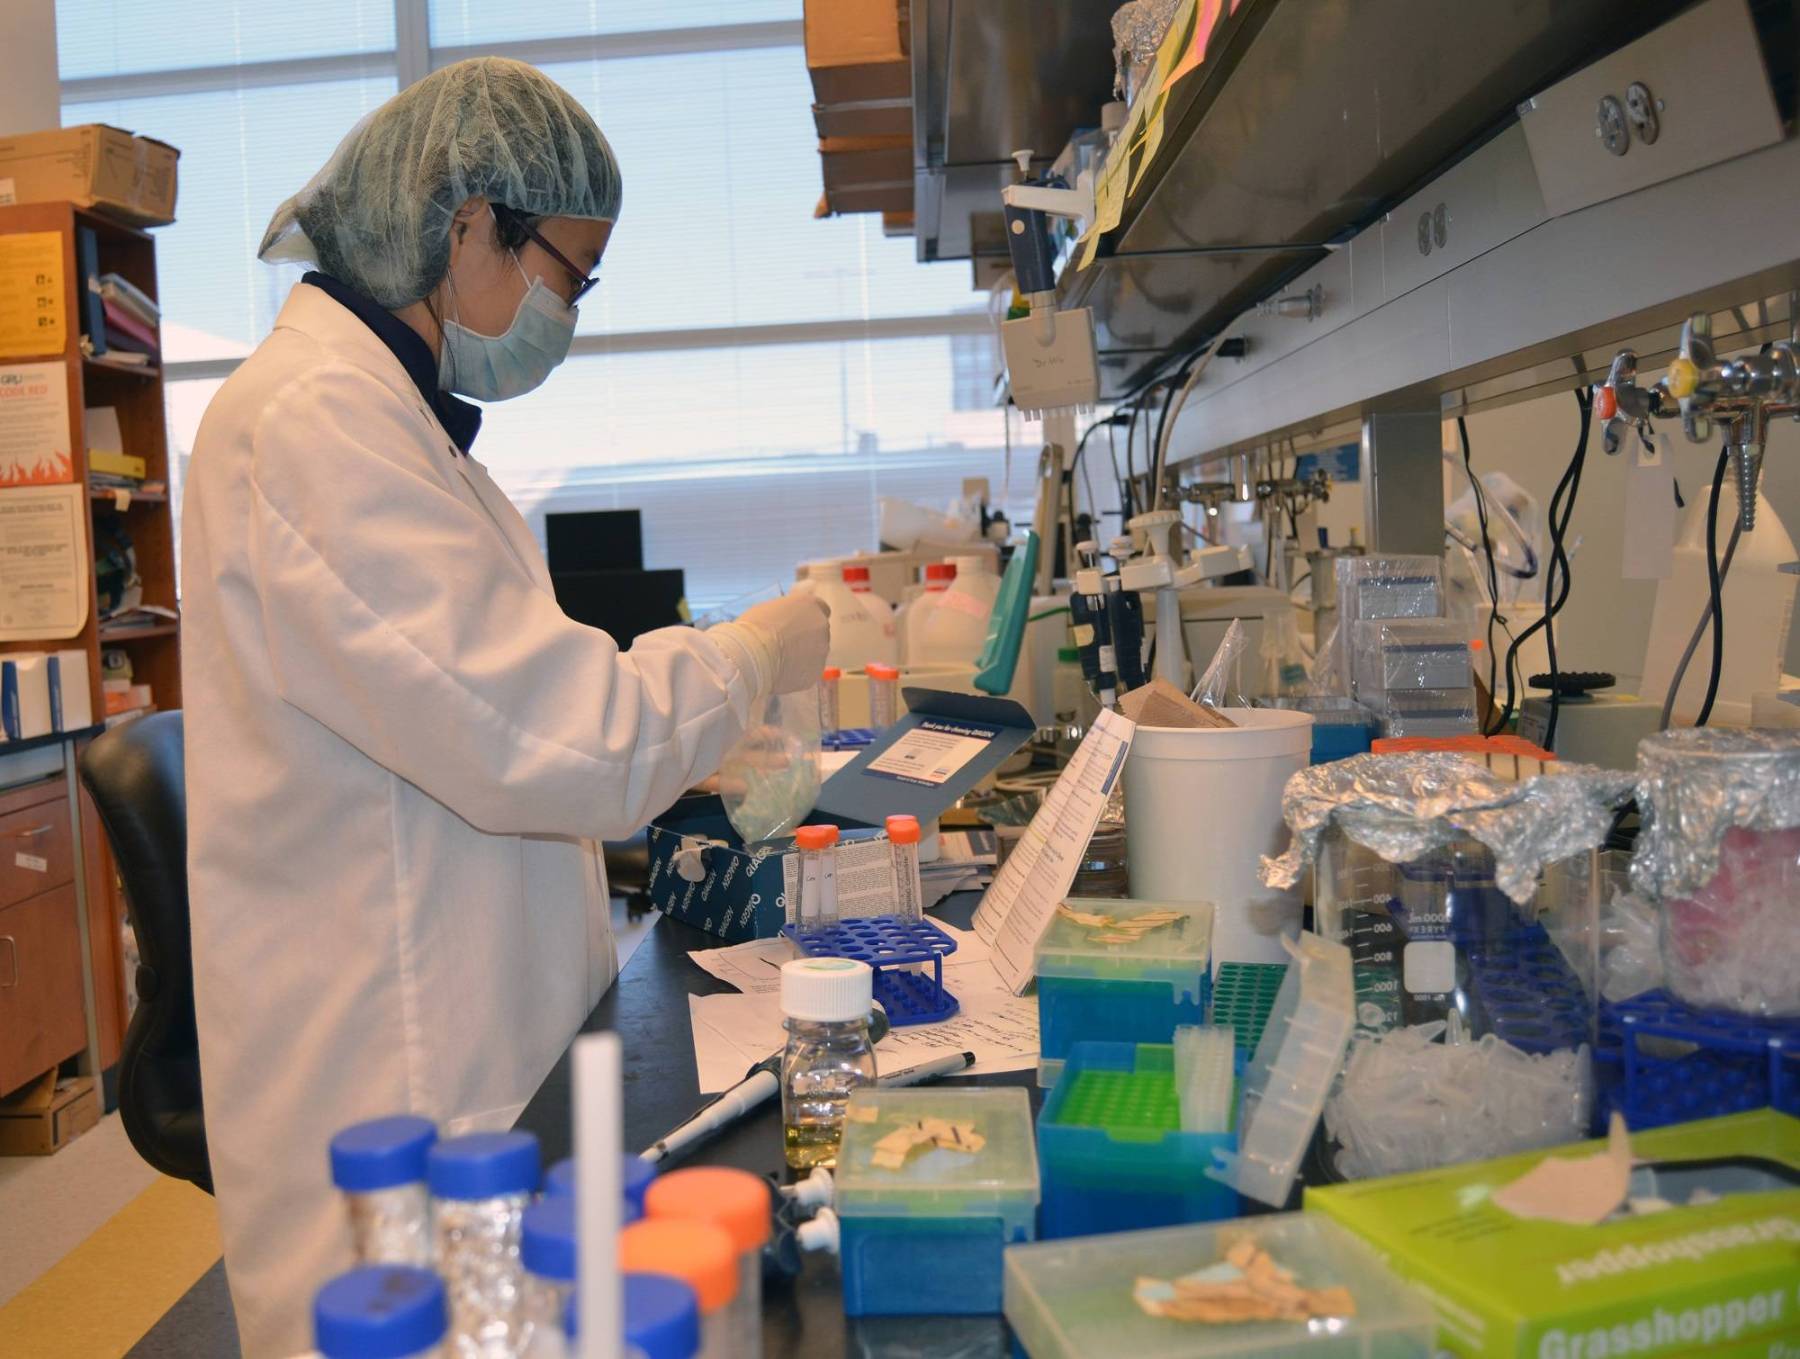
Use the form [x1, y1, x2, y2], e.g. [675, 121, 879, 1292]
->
[302, 271, 482, 455]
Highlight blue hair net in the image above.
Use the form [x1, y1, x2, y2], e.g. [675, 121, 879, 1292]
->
[259, 57, 621, 308]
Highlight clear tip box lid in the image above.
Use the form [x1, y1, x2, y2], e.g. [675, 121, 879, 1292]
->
[835, 1087, 1039, 1219]
[1034, 898, 1214, 983]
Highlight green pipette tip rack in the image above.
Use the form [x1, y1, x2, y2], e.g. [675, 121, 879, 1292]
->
[1211, 962, 1289, 1056]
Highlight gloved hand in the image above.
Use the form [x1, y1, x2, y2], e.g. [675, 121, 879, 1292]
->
[740, 592, 832, 693]
[709, 592, 832, 698]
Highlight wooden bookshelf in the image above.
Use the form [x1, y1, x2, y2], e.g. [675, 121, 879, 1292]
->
[0, 201, 181, 719]
[0, 202, 180, 1076]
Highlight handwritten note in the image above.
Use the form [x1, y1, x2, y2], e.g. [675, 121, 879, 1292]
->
[974, 709, 1137, 992]
[0, 233, 65, 360]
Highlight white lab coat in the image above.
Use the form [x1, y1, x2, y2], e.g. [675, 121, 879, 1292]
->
[181, 283, 754, 1357]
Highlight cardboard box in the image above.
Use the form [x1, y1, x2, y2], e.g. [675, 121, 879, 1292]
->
[1307, 1111, 1800, 1358]
[819, 135, 912, 191]
[0, 125, 180, 226]
[805, 0, 911, 107]
[813, 98, 913, 141]
[0, 1074, 99, 1156]
[648, 690, 1034, 941]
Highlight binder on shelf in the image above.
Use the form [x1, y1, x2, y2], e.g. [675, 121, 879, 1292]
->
[101, 299, 158, 356]
[48, 650, 93, 731]
[76, 226, 106, 357]
[98, 273, 159, 328]
[88, 449, 145, 481]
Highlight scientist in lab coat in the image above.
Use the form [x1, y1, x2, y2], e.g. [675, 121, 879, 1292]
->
[180, 58, 829, 1356]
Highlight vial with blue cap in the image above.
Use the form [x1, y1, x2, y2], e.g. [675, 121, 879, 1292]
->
[331, 1116, 438, 1267]
[517, 1197, 577, 1357]
[543, 1155, 656, 1224]
[564, 1273, 702, 1359]
[314, 1264, 447, 1359]
[427, 1130, 540, 1355]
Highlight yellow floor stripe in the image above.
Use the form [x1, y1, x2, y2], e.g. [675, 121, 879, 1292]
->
[0, 1176, 221, 1359]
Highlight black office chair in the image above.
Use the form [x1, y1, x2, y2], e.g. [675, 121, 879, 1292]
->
[79, 711, 212, 1193]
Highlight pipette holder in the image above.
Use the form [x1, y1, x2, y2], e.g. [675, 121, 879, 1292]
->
[782, 916, 960, 1025]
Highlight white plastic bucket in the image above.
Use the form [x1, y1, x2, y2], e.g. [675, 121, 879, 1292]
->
[1123, 707, 1314, 972]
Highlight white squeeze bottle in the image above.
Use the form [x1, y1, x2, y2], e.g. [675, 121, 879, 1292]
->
[901, 561, 956, 664]
[915, 554, 999, 666]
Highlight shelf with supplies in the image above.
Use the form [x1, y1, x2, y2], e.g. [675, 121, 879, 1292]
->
[97, 621, 179, 643]
[89, 486, 169, 506]
[81, 354, 161, 380]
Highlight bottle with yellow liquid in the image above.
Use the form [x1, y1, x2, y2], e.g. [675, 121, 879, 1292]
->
[780, 958, 877, 1170]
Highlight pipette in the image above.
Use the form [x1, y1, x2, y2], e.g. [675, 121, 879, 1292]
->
[1070, 540, 1118, 709]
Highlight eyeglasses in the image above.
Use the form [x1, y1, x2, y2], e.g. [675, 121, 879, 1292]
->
[491, 202, 600, 304]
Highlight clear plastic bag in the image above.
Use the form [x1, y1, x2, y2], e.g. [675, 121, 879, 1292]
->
[719, 687, 823, 844]
[1190, 617, 1249, 707]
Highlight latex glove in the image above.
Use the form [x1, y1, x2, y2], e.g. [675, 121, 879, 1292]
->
[710, 593, 831, 697]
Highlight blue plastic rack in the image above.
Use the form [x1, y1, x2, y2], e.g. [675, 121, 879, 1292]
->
[1594, 991, 1799, 1132]
[782, 916, 960, 1025]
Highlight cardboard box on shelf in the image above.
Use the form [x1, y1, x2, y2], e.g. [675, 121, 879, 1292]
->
[0, 1074, 99, 1156]
[813, 98, 912, 141]
[805, 0, 911, 107]
[0, 125, 179, 226]
[819, 135, 912, 192]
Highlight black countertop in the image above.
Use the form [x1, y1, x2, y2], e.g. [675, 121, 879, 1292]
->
[515, 893, 1029, 1358]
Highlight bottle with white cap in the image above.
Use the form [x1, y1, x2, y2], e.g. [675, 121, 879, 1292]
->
[914, 554, 998, 665]
[900, 561, 956, 664]
[780, 958, 877, 1170]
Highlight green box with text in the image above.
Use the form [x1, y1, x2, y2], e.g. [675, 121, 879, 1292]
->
[1307, 1111, 1800, 1359]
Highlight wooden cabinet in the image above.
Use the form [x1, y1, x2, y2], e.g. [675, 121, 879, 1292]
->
[0, 796, 74, 910]
[0, 883, 86, 1098]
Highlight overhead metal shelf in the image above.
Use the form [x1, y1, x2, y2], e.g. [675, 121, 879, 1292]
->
[909, 0, 1119, 263]
[1069, 0, 1689, 397]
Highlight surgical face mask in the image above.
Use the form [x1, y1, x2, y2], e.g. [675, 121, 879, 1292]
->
[439, 252, 576, 401]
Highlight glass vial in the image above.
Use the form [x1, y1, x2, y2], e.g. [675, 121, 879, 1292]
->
[314, 1264, 447, 1359]
[644, 1168, 770, 1359]
[427, 1131, 540, 1358]
[885, 815, 923, 924]
[780, 958, 877, 1170]
[866, 662, 900, 729]
[618, 1219, 739, 1359]
[517, 1197, 576, 1359]
[330, 1115, 437, 1268]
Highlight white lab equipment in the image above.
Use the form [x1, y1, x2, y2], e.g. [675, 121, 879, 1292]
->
[1123, 708, 1314, 972]
[899, 561, 955, 663]
[1640, 483, 1795, 727]
[329, 1115, 437, 1268]
[913, 554, 999, 665]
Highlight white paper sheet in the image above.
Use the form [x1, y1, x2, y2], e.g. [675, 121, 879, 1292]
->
[0, 483, 89, 641]
[686, 989, 1039, 1093]
[973, 709, 1136, 992]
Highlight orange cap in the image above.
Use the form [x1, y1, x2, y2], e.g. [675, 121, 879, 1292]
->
[821, 667, 842, 682]
[843, 564, 871, 583]
[1593, 385, 1618, 421]
[794, 824, 840, 851]
[884, 815, 921, 846]
[618, 1219, 738, 1313]
[866, 663, 900, 681]
[644, 1167, 772, 1251]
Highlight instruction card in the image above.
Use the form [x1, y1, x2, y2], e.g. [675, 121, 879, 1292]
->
[0, 362, 72, 485]
[974, 708, 1136, 993]
[864, 718, 1001, 787]
[0, 232, 65, 360]
[0, 483, 89, 640]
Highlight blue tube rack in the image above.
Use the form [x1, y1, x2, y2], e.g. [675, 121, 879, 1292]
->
[782, 916, 960, 1026]
[822, 727, 878, 751]
[1594, 991, 1800, 1132]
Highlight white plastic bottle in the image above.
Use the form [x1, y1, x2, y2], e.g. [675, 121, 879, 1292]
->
[817, 564, 899, 670]
[915, 554, 999, 665]
[901, 562, 956, 664]
[1641, 485, 1796, 727]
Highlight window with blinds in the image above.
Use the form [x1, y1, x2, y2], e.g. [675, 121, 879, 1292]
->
[57, 1, 1015, 611]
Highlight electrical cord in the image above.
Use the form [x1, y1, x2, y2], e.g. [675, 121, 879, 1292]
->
[1459, 415, 1503, 720]
[1657, 493, 1742, 729]
[1696, 442, 1730, 728]
[1490, 388, 1591, 739]
[1541, 388, 1592, 751]
[1151, 344, 1220, 510]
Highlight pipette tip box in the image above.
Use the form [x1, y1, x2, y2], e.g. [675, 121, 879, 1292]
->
[1037, 1039, 1239, 1239]
[1034, 898, 1213, 1087]
[833, 1087, 1039, 1316]
[1003, 1212, 1438, 1359]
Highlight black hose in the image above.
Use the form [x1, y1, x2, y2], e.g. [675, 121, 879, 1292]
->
[1696, 444, 1731, 727]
